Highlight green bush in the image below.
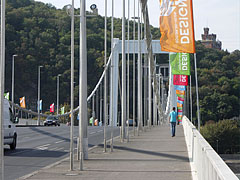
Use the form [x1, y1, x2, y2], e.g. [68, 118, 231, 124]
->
[201, 119, 240, 154]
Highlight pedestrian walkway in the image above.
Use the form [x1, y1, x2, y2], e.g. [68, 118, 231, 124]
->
[19, 124, 193, 180]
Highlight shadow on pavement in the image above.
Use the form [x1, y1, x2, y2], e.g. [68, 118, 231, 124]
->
[4, 148, 67, 158]
[96, 144, 189, 162]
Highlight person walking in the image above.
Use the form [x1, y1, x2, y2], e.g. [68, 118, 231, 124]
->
[169, 107, 178, 137]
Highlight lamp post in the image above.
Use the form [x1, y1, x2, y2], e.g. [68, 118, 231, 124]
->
[12, 54, 17, 111]
[37, 65, 43, 126]
[57, 74, 61, 116]
[0, 0, 6, 179]
[103, 0, 108, 152]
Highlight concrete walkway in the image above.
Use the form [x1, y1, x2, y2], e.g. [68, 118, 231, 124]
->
[19, 124, 193, 180]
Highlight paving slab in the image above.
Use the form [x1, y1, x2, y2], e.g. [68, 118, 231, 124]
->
[19, 124, 193, 180]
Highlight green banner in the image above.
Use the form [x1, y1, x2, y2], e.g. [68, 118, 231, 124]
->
[170, 53, 190, 75]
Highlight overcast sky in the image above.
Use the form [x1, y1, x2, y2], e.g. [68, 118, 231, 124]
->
[37, 0, 240, 52]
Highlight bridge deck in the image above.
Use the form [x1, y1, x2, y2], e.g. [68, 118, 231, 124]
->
[21, 125, 193, 180]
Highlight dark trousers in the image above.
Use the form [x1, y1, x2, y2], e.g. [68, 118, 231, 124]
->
[171, 122, 176, 136]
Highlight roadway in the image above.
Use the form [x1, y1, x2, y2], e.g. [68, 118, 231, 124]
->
[4, 125, 120, 180]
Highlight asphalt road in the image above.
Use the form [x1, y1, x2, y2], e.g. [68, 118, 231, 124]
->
[4, 125, 120, 180]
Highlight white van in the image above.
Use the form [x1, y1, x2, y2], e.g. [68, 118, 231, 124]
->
[3, 99, 17, 150]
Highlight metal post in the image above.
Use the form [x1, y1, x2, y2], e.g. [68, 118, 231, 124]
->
[103, 0, 107, 152]
[79, 0, 88, 170]
[132, 0, 136, 136]
[100, 83, 103, 125]
[37, 65, 43, 126]
[92, 94, 95, 126]
[121, 0, 126, 142]
[110, 0, 114, 152]
[57, 74, 61, 116]
[70, 0, 74, 171]
[143, 6, 147, 131]
[12, 55, 17, 111]
[194, 54, 201, 131]
[127, 0, 130, 142]
[148, 54, 152, 128]
[137, 0, 142, 136]
[0, 0, 6, 178]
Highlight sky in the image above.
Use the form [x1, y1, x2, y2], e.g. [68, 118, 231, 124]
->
[37, 0, 240, 52]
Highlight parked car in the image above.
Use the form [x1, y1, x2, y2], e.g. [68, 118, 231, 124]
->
[126, 119, 137, 126]
[3, 99, 18, 150]
[44, 116, 60, 126]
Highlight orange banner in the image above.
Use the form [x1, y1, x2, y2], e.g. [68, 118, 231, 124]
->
[20, 96, 26, 108]
[176, 90, 185, 95]
[159, 0, 195, 53]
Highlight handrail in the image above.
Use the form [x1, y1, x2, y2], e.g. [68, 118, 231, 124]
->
[182, 116, 238, 180]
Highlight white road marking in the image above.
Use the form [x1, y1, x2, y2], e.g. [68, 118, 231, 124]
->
[55, 140, 65, 144]
[97, 130, 103, 133]
[89, 132, 96, 135]
[36, 144, 51, 150]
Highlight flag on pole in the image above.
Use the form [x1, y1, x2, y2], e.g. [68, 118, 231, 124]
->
[4, 92, 9, 100]
[175, 85, 186, 91]
[20, 96, 26, 108]
[61, 107, 65, 115]
[177, 102, 183, 107]
[176, 90, 185, 95]
[170, 53, 190, 75]
[173, 75, 188, 86]
[177, 99, 184, 104]
[176, 93, 185, 98]
[178, 96, 184, 101]
[50, 103, 54, 113]
[159, 0, 195, 53]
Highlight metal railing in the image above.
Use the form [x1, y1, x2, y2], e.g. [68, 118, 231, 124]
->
[182, 116, 238, 180]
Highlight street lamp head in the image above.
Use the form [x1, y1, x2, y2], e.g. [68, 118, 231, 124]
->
[13, 54, 18, 57]
[58, 74, 62, 77]
[39, 65, 43, 68]
[90, 4, 98, 15]
[65, 4, 73, 16]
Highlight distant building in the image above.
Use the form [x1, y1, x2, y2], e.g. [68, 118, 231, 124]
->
[200, 27, 222, 50]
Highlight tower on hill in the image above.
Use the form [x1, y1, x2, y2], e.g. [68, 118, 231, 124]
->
[200, 27, 222, 50]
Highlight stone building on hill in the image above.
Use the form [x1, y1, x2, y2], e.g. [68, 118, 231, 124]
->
[201, 27, 222, 50]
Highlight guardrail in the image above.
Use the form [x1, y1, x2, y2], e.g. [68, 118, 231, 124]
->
[182, 116, 238, 180]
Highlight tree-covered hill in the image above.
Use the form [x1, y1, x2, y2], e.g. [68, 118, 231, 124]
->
[4, 0, 239, 124]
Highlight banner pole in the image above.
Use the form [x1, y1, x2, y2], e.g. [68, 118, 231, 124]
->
[194, 53, 200, 131]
